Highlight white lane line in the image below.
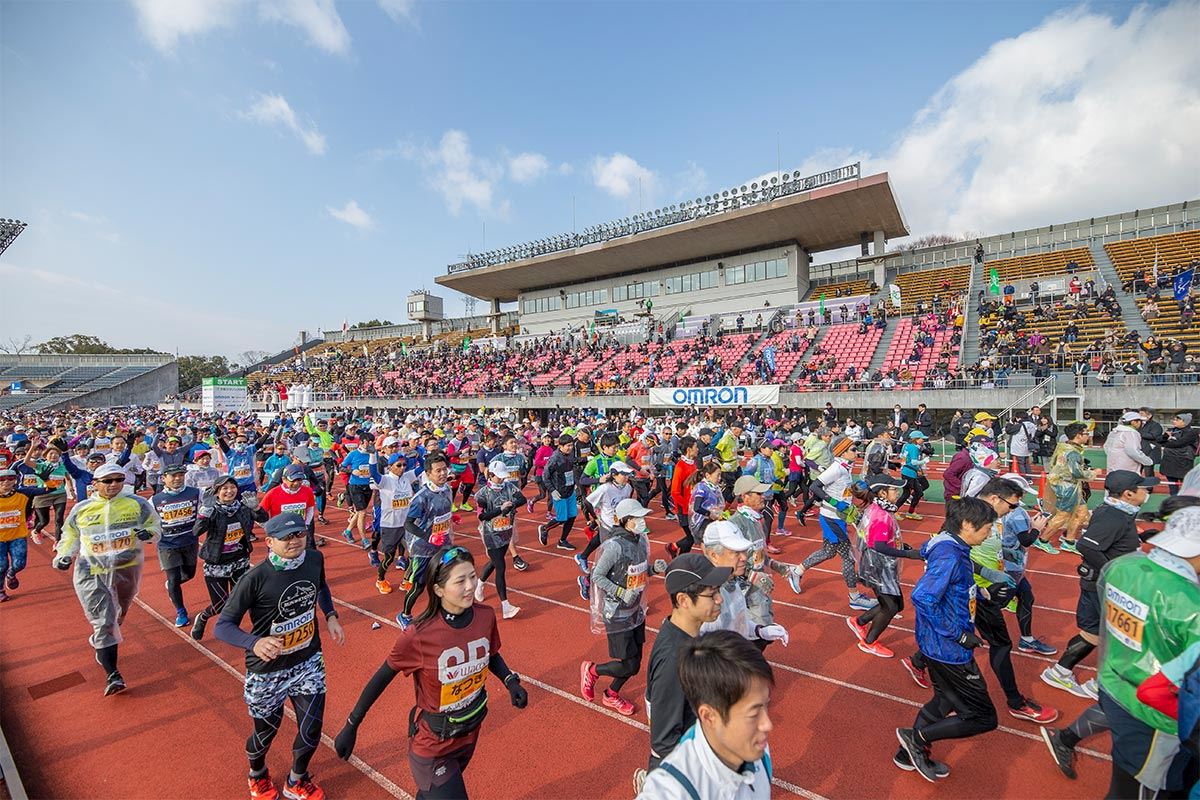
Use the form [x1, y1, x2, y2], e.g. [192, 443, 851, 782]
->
[132, 597, 414, 800]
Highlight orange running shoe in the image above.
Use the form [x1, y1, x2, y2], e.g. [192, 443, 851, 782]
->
[248, 774, 279, 800]
[399, 577, 413, 592]
[376, 579, 393, 594]
[283, 775, 324, 800]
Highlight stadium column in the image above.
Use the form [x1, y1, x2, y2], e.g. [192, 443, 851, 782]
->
[489, 298, 501, 334]
[873, 230, 886, 256]
[793, 246, 810, 303]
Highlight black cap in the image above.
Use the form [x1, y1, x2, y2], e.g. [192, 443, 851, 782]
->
[557, 434, 573, 445]
[665, 553, 731, 596]
[698, 427, 714, 437]
[283, 464, 306, 480]
[866, 473, 904, 490]
[1104, 470, 1159, 494]
[212, 475, 239, 491]
[263, 512, 307, 539]
[162, 464, 187, 476]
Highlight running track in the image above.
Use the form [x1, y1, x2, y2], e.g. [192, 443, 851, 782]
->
[0, 477, 1114, 799]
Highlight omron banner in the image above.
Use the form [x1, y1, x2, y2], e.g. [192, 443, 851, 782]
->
[647, 385, 780, 407]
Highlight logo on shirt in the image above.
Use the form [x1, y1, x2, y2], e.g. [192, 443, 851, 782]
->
[278, 579, 317, 619]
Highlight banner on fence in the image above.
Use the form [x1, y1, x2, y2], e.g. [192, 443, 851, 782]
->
[647, 384, 780, 407]
[202, 376, 248, 413]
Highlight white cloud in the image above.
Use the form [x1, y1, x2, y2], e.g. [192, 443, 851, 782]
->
[675, 161, 707, 198]
[591, 153, 658, 202]
[259, 0, 350, 55]
[67, 211, 121, 244]
[130, 0, 240, 53]
[326, 200, 374, 230]
[377, 0, 417, 23]
[242, 93, 327, 155]
[405, 130, 503, 215]
[869, 1, 1200, 239]
[69, 211, 97, 223]
[508, 152, 549, 184]
[557, 162, 573, 176]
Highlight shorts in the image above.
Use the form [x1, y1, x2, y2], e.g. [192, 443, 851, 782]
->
[1100, 690, 1187, 792]
[554, 495, 578, 522]
[1076, 587, 1101, 635]
[244, 651, 327, 719]
[408, 741, 476, 792]
[157, 543, 197, 572]
[348, 485, 372, 511]
[606, 620, 646, 661]
[379, 526, 405, 556]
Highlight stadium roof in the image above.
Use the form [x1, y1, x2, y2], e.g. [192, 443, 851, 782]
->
[436, 170, 907, 302]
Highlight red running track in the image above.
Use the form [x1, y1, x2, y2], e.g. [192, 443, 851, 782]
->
[0, 487, 1112, 799]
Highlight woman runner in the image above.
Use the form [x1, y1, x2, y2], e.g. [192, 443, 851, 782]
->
[473, 461, 522, 619]
[191, 475, 268, 641]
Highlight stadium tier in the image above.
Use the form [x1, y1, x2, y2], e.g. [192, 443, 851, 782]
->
[0, 356, 177, 410]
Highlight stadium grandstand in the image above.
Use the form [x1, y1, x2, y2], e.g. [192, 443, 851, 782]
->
[0, 354, 177, 411]
[238, 169, 1200, 419]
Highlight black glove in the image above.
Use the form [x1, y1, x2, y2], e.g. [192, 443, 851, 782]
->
[989, 584, 1016, 606]
[53, 556, 72, 571]
[957, 631, 984, 649]
[333, 721, 358, 759]
[136, 529, 155, 542]
[506, 675, 528, 708]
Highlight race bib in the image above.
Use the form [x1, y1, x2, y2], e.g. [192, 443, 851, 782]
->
[87, 527, 134, 555]
[280, 502, 308, 516]
[438, 639, 490, 711]
[21, 475, 39, 489]
[431, 513, 452, 537]
[159, 500, 196, 525]
[1104, 585, 1147, 652]
[353, 466, 371, 478]
[233, 464, 251, 480]
[0, 509, 20, 530]
[492, 514, 513, 532]
[271, 608, 316, 656]
[390, 496, 411, 510]
[563, 470, 575, 487]
[222, 522, 244, 553]
[626, 561, 648, 592]
[968, 583, 977, 622]
[45, 478, 62, 490]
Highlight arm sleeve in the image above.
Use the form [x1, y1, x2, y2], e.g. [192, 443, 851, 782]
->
[870, 540, 911, 558]
[214, 617, 260, 651]
[344, 663, 400, 726]
[487, 652, 514, 683]
[317, 558, 334, 616]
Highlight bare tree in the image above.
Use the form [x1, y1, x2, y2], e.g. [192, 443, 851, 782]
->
[239, 350, 271, 367]
[0, 334, 33, 355]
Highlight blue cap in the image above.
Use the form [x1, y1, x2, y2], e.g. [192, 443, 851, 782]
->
[263, 513, 306, 539]
[387, 453, 405, 466]
[283, 465, 306, 480]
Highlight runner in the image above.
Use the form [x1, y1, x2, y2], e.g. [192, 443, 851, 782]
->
[370, 452, 419, 595]
[473, 460, 522, 619]
[725, 475, 795, 652]
[700, 521, 787, 650]
[186, 448, 222, 498]
[397, 453, 457, 630]
[538, 434, 579, 552]
[527, 432, 554, 513]
[667, 436, 702, 557]
[577, 460, 636, 581]
[149, 464, 202, 626]
[847, 474, 919, 658]
[191, 475, 269, 641]
[0, 458, 51, 602]
[338, 436, 374, 550]
[214, 512, 346, 800]
[333, 545, 528, 800]
[52, 463, 163, 695]
[260, 465, 318, 550]
[896, 430, 930, 520]
[1040, 422, 1098, 554]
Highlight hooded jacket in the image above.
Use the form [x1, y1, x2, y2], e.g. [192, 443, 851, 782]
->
[912, 533, 977, 665]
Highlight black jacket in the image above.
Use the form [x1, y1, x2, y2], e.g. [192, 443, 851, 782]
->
[543, 449, 576, 498]
[1140, 419, 1166, 464]
[1160, 425, 1198, 480]
[1077, 502, 1140, 591]
[194, 502, 269, 564]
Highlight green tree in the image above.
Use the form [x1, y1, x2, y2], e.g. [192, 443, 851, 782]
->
[351, 319, 394, 329]
[36, 333, 161, 355]
[176, 354, 234, 392]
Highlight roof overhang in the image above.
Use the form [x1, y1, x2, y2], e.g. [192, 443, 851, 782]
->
[436, 171, 907, 302]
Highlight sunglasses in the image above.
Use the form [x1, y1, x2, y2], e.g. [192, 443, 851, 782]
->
[96, 477, 125, 485]
[271, 528, 307, 541]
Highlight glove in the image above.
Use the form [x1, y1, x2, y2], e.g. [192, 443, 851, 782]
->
[758, 624, 790, 647]
[979, 566, 1016, 587]
[901, 543, 923, 560]
[957, 631, 984, 649]
[429, 532, 447, 547]
[615, 585, 642, 602]
[834, 500, 849, 513]
[505, 675, 528, 708]
[333, 721, 357, 759]
[989, 583, 1016, 606]
[551, 490, 561, 502]
[651, 558, 668, 576]
[135, 529, 155, 542]
[53, 556, 72, 571]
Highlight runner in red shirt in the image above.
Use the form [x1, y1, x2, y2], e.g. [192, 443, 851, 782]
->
[261, 465, 318, 549]
[332, 546, 528, 799]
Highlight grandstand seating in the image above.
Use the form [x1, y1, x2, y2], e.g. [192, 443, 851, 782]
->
[805, 277, 871, 300]
[990, 246, 1095, 282]
[797, 325, 883, 388]
[894, 264, 969, 313]
[43, 366, 117, 390]
[879, 317, 959, 388]
[1106, 230, 1200, 290]
[734, 329, 812, 384]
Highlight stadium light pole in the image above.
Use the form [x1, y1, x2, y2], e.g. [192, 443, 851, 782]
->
[0, 219, 28, 258]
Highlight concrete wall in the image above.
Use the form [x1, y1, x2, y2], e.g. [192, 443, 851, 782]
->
[58, 363, 179, 409]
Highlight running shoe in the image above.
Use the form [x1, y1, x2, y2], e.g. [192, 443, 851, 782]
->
[1009, 700, 1058, 724]
[1032, 539, 1060, 555]
[360, 537, 371, 550]
[787, 568, 802, 595]
[765, 544, 783, 555]
[395, 556, 408, 572]
[451, 503, 460, 512]
[905, 512, 924, 521]
[501, 601, 521, 620]
[537, 525, 549, 546]
[249, 774, 280, 800]
[849, 593, 878, 611]
[664, 513, 676, 521]
[795, 510, 808, 527]
[336, 492, 345, 508]
[512, 555, 529, 571]
[526, 499, 534, 514]
[283, 774, 324, 800]
[580, 661, 598, 701]
[474, 581, 486, 602]
[368, 551, 381, 568]
[602, 689, 635, 716]
[376, 580, 393, 595]
[29, 531, 42, 545]
[1018, 636, 1058, 655]
[104, 671, 126, 697]
[459, 503, 474, 512]
[895, 728, 938, 783]
[845, 615, 869, 642]
[893, 747, 949, 779]
[396, 612, 412, 630]
[341, 529, 355, 544]
[1080, 678, 1099, 700]
[577, 576, 590, 601]
[317, 515, 329, 525]
[665, 542, 680, 559]
[900, 657, 930, 689]
[574, 554, 589, 574]
[775, 527, 791, 537]
[399, 577, 413, 592]
[174, 609, 190, 628]
[1040, 666, 1092, 698]
[191, 613, 209, 641]
[1040, 727, 1078, 780]
[1059, 540, 1079, 554]
[858, 640, 895, 658]
[632, 768, 648, 795]
[0, 590, 10, 603]
[556, 539, 576, 551]
[5, 571, 18, 590]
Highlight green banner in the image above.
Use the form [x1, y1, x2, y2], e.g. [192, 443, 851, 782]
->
[988, 267, 1000, 295]
[202, 377, 247, 387]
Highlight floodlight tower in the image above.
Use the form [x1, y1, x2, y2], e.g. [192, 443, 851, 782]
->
[0, 219, 28, 258]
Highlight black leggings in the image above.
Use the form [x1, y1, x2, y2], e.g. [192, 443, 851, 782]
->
[655, 477, 673, 514]
[402, 557, 432, 616]
[898, 475, 926, 512]
[580, 527, 608, 560]
[595, 657, 640, 693]
[247, 693, 324, 777]
[911, 598, 1024, 709]
[165, 560, 198, 611]
[857, 592, 903, 644]
[417, 772, 467, 800]
[477, 545, 509, 602]
[458, 482, 474, 505]
[530, 477, 548, 507]
[674, 519, 696, 554]
[1015, 576, 1035, 639]
[32, 500, 67, 536]
[541, 515, 576, 543]
[198, 564, 249, 621]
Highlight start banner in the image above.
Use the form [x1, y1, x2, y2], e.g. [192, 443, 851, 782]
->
[647, 384, 780, 407]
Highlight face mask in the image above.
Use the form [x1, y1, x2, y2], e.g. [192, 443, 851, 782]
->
[630, 518, 648, 535]
[234, 443, 247, 453]
[268, 549, 306, 570]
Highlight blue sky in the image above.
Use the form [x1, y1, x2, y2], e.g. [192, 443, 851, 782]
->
[2, 0, 1197, 359]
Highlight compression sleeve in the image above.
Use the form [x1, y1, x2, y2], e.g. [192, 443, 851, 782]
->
[488, 653, 514, 683]
[345, 663, 400, 726]
[214, 617, 260, 651]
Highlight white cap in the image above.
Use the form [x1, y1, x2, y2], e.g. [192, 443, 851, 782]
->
[93, 463, 126, 480]
[487, 460, 512, 478]
[614, 498, 651, 519]
[1121, 411, 1143, 422]
[997, 472, 1036, 495]
[381, 436, 399, 447]
[1146, 506, 1200, 558]
[610, 462, 635, 474]
[702, 520, 752, 552]
[790, 432, 803, 442]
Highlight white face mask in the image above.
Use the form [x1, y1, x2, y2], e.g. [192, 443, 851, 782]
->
[630, 518, 648, 535]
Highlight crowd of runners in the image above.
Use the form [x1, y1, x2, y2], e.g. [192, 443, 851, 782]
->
[0, 402, 1197, 800]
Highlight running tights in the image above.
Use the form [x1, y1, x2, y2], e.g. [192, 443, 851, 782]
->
[530, 479, 548, 508]
[198, 566, 248, 622]
[1015, 577, 1035, 639]
[771, 495, 788, 530]
[164, 561, 198, 611]
[580, 530, 604, 560]
[402, 557, 432, 616]
[458, 483, 474, 506]
[247, 693, 324, 778]
[673, 520, 695, 554]
[541, 516, 576, 544]
[801, 537, 857, 590]
[1058, 634, 1097, 671]
[32, 501, 66, 536]
[596, 658, 640, 692]
[898, 476, 924, 512]
[377, 541, 403, 582]
[477, 545, 509, 602]
[857, 593, 903, 644]
[1059, 704, 1108, 749]
[96, 643, 119, 675]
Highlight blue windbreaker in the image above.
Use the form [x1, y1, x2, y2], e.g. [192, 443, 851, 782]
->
[912, 532, 978, 665]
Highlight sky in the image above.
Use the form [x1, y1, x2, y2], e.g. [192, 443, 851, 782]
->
[2, 0, 1198, 360]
